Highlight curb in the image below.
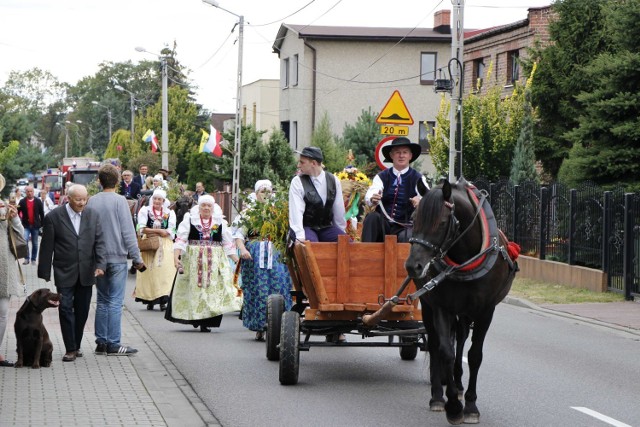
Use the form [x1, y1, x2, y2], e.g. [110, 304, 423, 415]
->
[502, 296, 640, 337]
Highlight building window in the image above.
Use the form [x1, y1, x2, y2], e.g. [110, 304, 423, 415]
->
[507, 50, 520, 85]
[281, 121, 290, 143]
[291, 121, 298, 150]
[473, 59, 485, 91]
[420, 52, 436, 85]
[292, 54, 299, 86]
[419, 120, 435, 153]
[281, 58, 290, 89]
[242, 105, 247, 126]
[252, 102, 256, 126]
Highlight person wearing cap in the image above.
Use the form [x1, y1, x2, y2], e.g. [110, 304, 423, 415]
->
[232, 179, 292, 341]
[289, 146, 347, 242]
[362, 137, 429, 243]
[134, 189, 176, 311]
[158, 167, 173, 182]
[118, 170, 141, 200]
[0, 173, 23, 367]
[166, 194, 241, 332]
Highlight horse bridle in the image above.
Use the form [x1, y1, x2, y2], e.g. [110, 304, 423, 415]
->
[408, 200, 460, 261]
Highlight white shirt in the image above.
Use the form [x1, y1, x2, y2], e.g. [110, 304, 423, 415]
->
[64, 203, 82, 234]
[41, 195, 56, 216]
[364, 167, 429, 207]
[288, 172, 347, 241]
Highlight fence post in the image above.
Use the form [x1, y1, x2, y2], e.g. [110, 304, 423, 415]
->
[602, 191, 612, 275]
[539, 186, 548, 260]
[568, 189, 577, 265]
[623, 193, 633, 300]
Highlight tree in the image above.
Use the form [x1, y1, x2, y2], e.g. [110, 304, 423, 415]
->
[525, 0, 609, 179]
[560, 0, 640, 190]
[312, 112, 347, 173]
[341, 108, 380, 167]
[264, 128, 296, 184]
[0, 140, 20, 195]
[509, 90, 538, 184]
[104, 129, 142, 166]
[429, 62, 529, 181]
[238, 126, 268, 191]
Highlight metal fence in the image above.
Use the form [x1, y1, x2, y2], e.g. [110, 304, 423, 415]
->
[471, 178, 639, 300]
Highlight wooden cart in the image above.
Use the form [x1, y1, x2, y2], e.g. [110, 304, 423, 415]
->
[266, 234, 426, 385]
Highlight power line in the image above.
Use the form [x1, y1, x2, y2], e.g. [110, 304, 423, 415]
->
[248, 0, 317, 27]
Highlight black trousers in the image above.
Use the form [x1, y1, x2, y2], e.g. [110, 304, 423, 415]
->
[361, 210, 413, 243]
[57, 280, 93, 353]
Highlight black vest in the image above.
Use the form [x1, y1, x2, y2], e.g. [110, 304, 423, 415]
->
[301, 172, 337, 230]
[146, 210, 169, 229]
[187, 222, 222, 242]
[378, 168, 422, 223]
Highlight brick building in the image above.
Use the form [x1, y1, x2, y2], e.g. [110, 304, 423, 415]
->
[463, 6, 555, 96]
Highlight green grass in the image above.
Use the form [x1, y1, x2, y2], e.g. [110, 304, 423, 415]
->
[509, 278, 627, 305]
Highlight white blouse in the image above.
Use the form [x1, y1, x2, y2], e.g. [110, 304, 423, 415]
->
[173, 206, 236, 256]
[137, 205, 176, 240]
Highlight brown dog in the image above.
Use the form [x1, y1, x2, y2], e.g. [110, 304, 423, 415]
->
[14, 288, 61, 369]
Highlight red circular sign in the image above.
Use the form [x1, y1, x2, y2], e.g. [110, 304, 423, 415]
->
[374, 136, 396, 170]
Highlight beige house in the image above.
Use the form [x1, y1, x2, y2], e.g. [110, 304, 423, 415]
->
[240, 78, 280, 142]
[272, 11, 454, 175]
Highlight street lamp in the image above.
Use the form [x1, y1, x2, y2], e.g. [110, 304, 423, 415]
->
[202, 0, 244, 212]
[91, 101, 113, 143]
[115, 85, 136, 145]
[135, 46, 169, 170]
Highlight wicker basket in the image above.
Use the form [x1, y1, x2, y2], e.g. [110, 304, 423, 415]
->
[138, 235, 160, 252]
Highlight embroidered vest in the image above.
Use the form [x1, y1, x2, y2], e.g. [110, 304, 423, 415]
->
[301, 172, 337, 230]
[378, 168, 421, 223]
[188, 222, 222, 242]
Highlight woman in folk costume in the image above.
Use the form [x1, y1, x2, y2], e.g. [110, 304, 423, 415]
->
[232, 180, 292, 341]
[148, 175, 170, 209]
[165, 194, 241, 332]
[134, 189, 176, 311]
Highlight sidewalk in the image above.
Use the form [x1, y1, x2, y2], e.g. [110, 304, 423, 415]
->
[0, 263, 220, 427]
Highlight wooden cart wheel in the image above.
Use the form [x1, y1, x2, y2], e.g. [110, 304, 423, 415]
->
[266, 294, 284, 361]
[399, 336, 419, 360]
[279, 311, 300, 385]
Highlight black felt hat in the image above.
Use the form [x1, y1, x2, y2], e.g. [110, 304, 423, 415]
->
[381, 137, 421, 163]
[295, 146, 324, 163]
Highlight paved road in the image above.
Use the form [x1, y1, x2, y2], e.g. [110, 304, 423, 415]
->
[127, 277, 640, 427]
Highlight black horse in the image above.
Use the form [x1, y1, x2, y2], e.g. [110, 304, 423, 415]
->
[405, 178, 518, 425]
[171, 192, 196, 225]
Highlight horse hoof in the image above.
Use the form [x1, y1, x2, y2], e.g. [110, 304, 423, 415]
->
[429, 399, 445, 412]
[446, 413, 464, 425]
[464, 413, 480, 424]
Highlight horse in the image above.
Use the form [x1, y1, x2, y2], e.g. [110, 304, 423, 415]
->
[171, 192, 196, 225]
[404, 178, 519, 425]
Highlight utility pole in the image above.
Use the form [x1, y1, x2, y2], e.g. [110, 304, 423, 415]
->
[448, 0, 465, 181]
[161, 55, 169, 170]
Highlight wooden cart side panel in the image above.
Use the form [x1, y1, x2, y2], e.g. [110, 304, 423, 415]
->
[384, 235, 399, 298]
[336, 235, 349, 302]
[293, 243, 323, 308]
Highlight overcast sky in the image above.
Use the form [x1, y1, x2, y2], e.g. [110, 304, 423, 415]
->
[0, 0, 551, 113]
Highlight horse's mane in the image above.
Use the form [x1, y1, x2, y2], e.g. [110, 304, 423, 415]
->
[413, 185, 447, 234]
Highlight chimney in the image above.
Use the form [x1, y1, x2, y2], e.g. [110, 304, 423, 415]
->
[434, 9, 451, 34]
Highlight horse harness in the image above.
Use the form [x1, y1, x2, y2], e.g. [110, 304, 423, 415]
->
[407, 182, 518, 302]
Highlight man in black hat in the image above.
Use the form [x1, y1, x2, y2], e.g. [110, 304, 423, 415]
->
[158, 168, 173, 182]
[361, 137, 429, 243]
[289, 146, 347, 242]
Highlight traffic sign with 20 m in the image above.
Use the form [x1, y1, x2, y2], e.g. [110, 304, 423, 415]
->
[380, 125, 409, 136]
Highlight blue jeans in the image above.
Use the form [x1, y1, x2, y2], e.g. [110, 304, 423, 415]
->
[95, 263, 128, 348]
[24, 225, 40, 261]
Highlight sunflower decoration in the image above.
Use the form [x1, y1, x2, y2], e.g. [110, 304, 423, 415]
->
[334, 153, 372, 241]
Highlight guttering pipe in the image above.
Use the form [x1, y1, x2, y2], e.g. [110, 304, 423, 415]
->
[304, 41, 317, 132]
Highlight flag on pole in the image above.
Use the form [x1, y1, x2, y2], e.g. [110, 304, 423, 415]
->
[204, 125, 223, 157]
[199, 129, 209, 153]
[142, 129, 159, 153]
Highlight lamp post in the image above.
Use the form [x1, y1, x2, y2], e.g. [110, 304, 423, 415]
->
[91, 101, 112, 143]
[136, 47, 169, 170]
[202, 0, 244, 212]
[115, 85, 136, 144]
[448, 0, 465, 181]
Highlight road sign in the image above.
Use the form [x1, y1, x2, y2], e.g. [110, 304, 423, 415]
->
[376, 90, 414, 125]
[374, 136, 396, 170]
[380, 125, 409, 136]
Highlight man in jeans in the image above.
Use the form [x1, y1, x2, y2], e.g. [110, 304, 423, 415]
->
[88, 164, 146, 356]
[17, 186, 45, 265]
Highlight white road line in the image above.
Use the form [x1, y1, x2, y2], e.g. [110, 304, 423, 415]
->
[571, 407, 632, 427]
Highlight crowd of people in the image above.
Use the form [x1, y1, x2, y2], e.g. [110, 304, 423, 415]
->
[0, 136, 429, 366]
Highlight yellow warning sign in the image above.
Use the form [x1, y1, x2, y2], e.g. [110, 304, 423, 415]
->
[375, 90, 414, 125]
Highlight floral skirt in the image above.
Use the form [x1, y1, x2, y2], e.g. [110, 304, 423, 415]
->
[134, 236, 174, 305]
[241, 241, 292, 331]
[165, 242, 242, 327]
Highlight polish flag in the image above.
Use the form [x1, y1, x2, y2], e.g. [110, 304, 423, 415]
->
[204, 125, 223, 157]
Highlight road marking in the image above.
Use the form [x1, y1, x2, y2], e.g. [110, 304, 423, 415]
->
[571, 407, 631, 427]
